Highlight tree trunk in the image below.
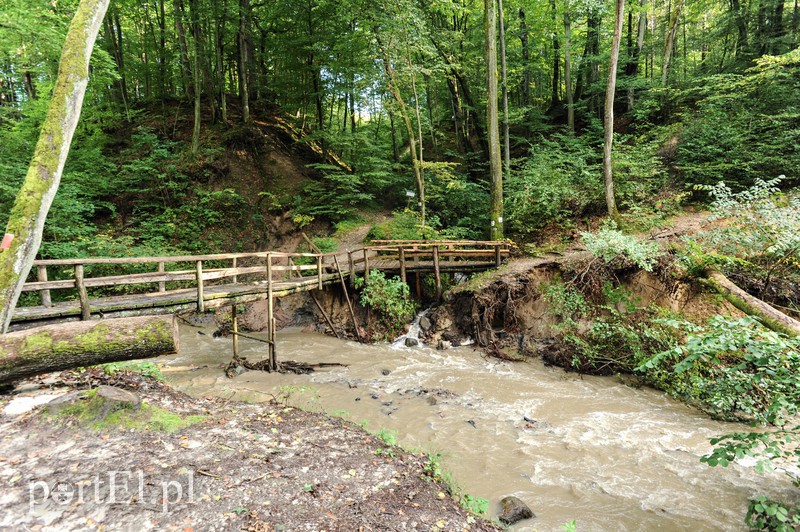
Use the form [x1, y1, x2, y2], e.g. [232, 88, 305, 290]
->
[603, 0, 624, 223]
[486, 0, 503, 239]
[550, 0, 561, 110]
[498, 0, 511, 177]
[627, 0, 648, 109]
[173, 0, 193, 97]
[564, 2, 574, 132]
[519, 8, 531, 108]
[662, 0, 685, 86]
[705, 270, 800, 337]
[0, 316, 179, 385]
[238, 0, 251, 122]
[0, 0, 110, 334]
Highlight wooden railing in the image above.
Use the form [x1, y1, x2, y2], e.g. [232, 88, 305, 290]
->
[19, 240, 512, 317]
[22, 251, 341, 316]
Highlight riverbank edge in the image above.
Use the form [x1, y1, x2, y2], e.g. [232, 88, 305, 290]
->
[0, 367, 502, 531]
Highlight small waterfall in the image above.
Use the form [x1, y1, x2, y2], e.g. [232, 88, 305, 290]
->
[392, 308, 430, 349]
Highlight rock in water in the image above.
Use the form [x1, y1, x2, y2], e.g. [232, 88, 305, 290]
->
[437, 340, 452, 351]
[405, 337, 419, 347]
[499, 496, 534, 525]
[419, 316, 432, 332]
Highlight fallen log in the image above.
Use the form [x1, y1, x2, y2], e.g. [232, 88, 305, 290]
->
[704, 269, 800, 337]
[0, 315, 179, 385]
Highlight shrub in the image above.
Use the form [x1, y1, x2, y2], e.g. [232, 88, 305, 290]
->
[582, 221, 662, 271]
[355, 270, 416, 337]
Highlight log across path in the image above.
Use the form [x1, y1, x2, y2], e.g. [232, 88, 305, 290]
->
[9, 240, 511, 369]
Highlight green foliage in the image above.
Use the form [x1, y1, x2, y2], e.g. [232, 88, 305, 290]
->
[692, 177, 800, 269]
[640, 316, 800, 423]
[674, 49, 800, 189]
[355, 270, 416, 337]
[294, 164, 374, 222]
[582, 222, 662, 272]
[375, 427, 398, 446]
[505, 133, 603, 237]
[637, 315, 800, 528]
[745, 497, 800, 531]
[101, 361, 164, 382]
[366, 210, 440, 241]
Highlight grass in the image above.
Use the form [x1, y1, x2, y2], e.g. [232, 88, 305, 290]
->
[47, 388, 204, 433]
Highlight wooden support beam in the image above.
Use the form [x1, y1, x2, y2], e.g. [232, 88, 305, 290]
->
[74, 264, 91, 320]
[334, 255, 362, 341]
[196, 260, 205, 313]
[348, 251, 355, 287]
[37, 266, 51, 308]
[399, 247, 407, 285]
[266, 254, 276, 371]
[363, 249, 370, 283]
[311, 292, 341, 339]
[231, 257, 238, 284]
[232, 303, 239, 356]
[317, 255, 323, 290]
[157, 262, 166, 293]
[495, 244, 502, 268]
[433, 246, 442, 300]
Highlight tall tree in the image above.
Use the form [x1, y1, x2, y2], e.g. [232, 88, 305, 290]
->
[0, 0, 110, 333]
[603, 0, 624, 223]
[498, 0, 511, 176]
[486, 0, 503, 239]
[564, 0, 574, 132]
[662, 0, 685, 86]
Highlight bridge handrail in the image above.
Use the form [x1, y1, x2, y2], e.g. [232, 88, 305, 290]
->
[18, 240, 511, 317]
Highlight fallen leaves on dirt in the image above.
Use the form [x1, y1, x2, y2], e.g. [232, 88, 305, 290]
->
[0, 370, 499, 531]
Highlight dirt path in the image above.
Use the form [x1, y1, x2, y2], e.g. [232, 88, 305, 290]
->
[0, 369, 499, 531]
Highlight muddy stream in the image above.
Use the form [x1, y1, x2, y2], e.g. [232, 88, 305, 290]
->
[160, 324, 795, 531]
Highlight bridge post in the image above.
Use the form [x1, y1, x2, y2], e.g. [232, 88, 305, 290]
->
[495, 244, 502, 268]
[157, 261, 166, 293]
[231, 257, 238, 284]
[232, 303, 239, 356]
[266, 253, 276, 371]
[37, 266, 52, 308]
[399, 246, 407, 285]
[195, 261, 205, 312]
[433, 246, 442, 300]
[74, 264, 91, 320]
[348, 251, 355, 287]
[363, 249, 370, 283]
[317, 255, 323, 290]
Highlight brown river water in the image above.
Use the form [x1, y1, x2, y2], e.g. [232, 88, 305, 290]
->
[160, 323, 797, 531]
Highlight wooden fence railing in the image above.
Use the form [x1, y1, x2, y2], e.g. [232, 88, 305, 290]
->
[19, 240, 512, 317]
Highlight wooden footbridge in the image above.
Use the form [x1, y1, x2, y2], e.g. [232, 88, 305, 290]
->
[10, 240, 511, 368]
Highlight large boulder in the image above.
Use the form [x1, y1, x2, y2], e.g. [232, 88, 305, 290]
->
[498, 495, 534, 525]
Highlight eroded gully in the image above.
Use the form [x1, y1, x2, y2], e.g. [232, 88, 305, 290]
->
[159, 324, 796, 531]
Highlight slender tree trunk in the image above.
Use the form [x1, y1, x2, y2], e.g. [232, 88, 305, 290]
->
[22, 72, 36, 100]
[662, 0, 685, 86]
[486, 0, 503, 239]
[498, 0, 511, 176]
[564, 2, 574, 132]
[519, 8, 531, 108]
[173, 0, 193, 97]
[189, 0, 201, 153]
[730, 0, 750, 60]
[238, 0, 250, 122]
[0, 0, 110, 334]
[603, 0, 624, 223]
[627, 0, 648, 109]
[379, 49, 425, 226]
[550, 0, 561, 110]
